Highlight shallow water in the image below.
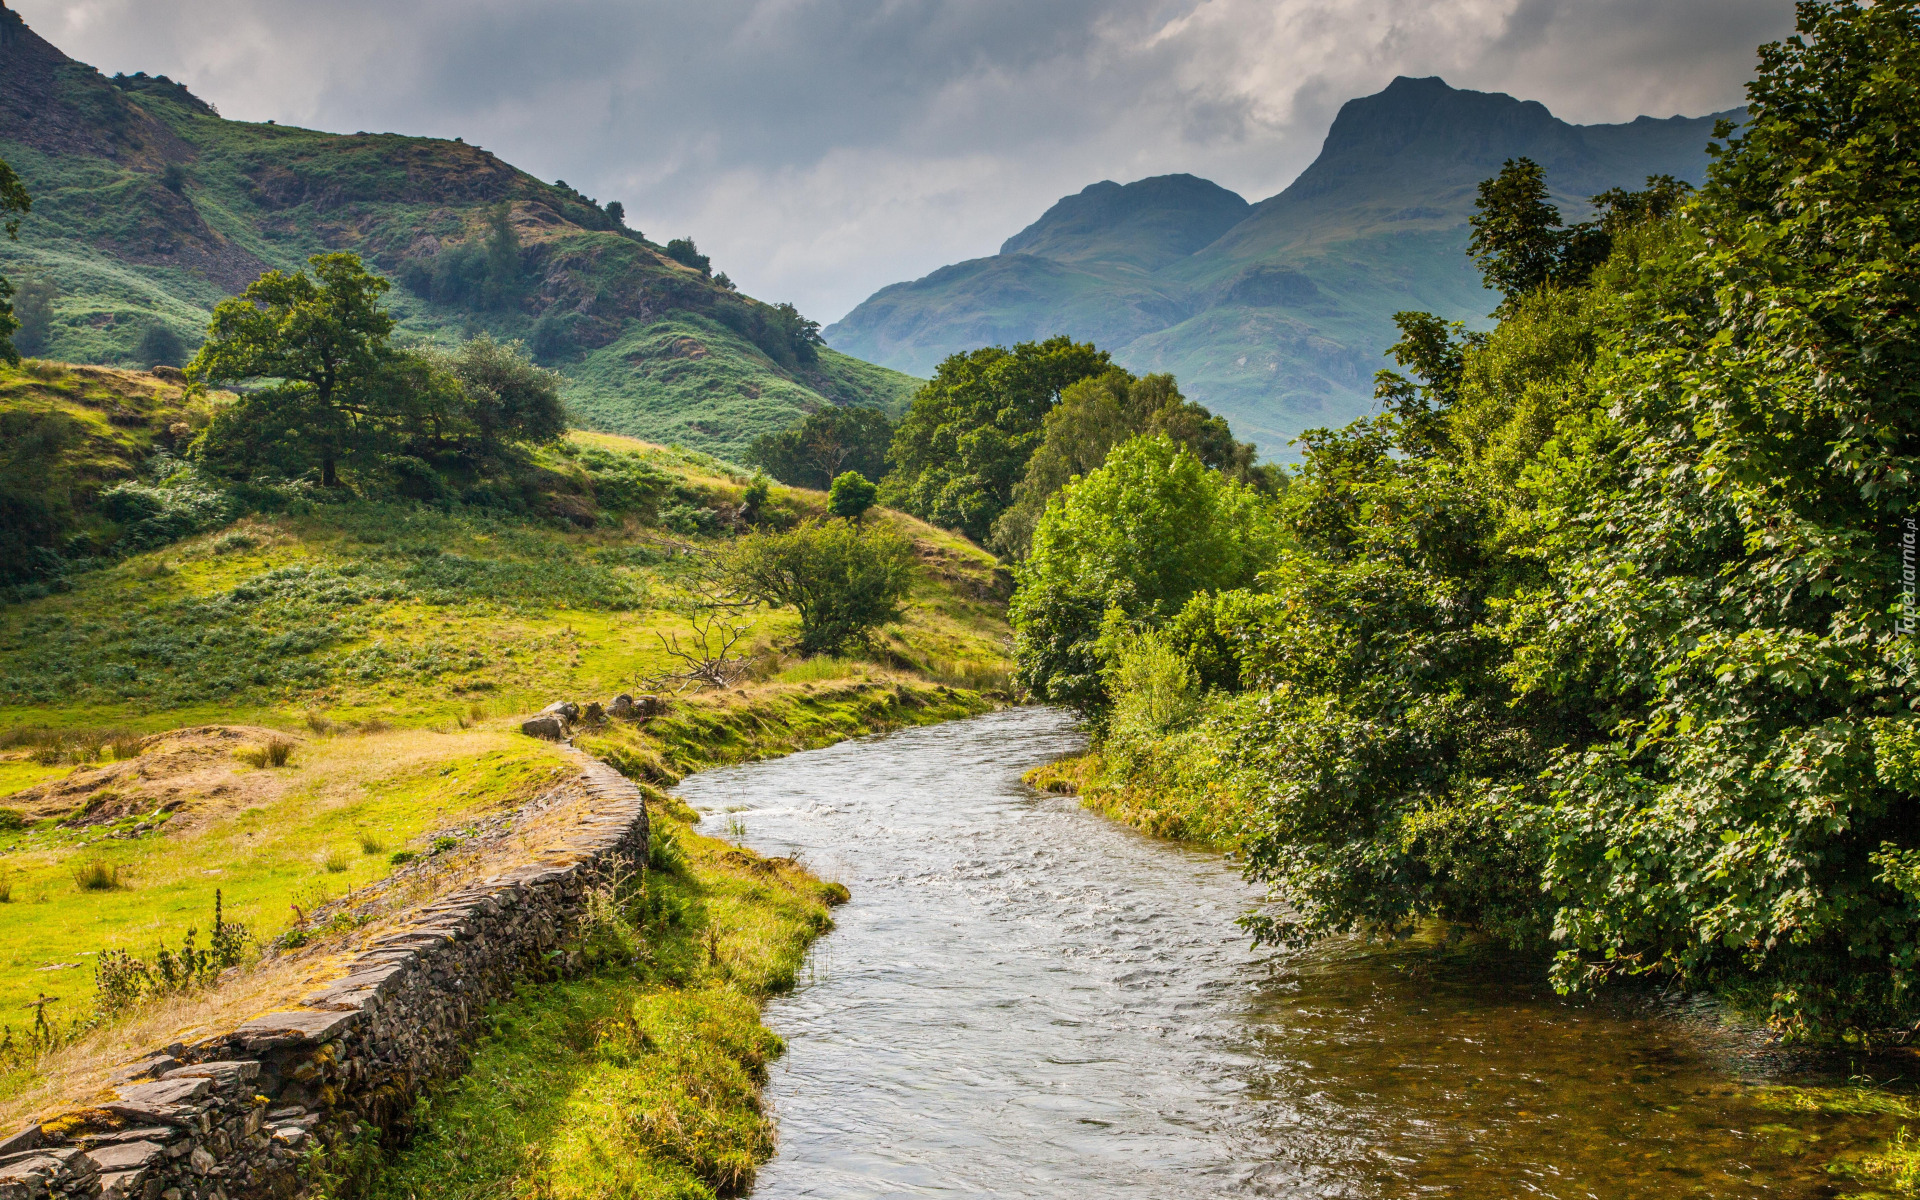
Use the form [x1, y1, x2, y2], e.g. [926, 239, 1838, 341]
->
[679, 707, 1894, 1198]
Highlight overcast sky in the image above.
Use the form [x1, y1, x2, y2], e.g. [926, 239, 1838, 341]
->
[16, 0, 1793, 322]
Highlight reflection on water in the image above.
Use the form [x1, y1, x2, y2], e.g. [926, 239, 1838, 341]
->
[677, 707, 1892, 1198]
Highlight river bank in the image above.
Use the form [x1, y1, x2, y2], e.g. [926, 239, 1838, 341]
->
[1027, 742, 1920, 1196]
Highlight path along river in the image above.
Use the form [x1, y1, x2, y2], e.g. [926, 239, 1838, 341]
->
[678, 707, 1895, 1198]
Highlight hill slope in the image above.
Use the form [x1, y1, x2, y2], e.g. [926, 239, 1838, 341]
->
[0, 7, 919, 460]
[826, 77, 1738, 455]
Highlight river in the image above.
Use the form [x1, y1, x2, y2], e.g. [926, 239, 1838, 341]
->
[677, 707, 1893, 1198]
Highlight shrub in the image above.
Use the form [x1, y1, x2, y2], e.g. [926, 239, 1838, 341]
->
[722, 521, 916, 657]
[320, 847, 350, 873]
[431, 835, 460, 854]
[664, 238, 710, 275]
[389, 850, 417, 865]
[358, 832, 386, 855]
[212, 531, 259, 554]
[0, 808, 25, 832]
[827, 471, 877, 521]
[137, 322, 187, 368]
[236, 736, 296, 768]
[72, 858, 124, 891]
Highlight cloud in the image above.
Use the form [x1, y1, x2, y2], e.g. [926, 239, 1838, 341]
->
[12, 0, 1793, 322]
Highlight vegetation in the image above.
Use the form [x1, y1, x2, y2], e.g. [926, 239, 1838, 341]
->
[826, 470, 878, 521]
[359, 814, 846, 1200]
[0, 25, 916, 460]
[722, 521, 917, 657]
[0, 152, 28, 364]
[745, 404, 893, 490]
[1015, 0, 1920, 1043]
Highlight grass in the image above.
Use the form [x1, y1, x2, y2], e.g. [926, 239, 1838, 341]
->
[358, 812, 846, 1200]
[0, 726, 572, 1029]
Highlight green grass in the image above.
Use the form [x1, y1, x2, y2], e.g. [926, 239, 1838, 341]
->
[0, 728, 570, 1023]
[354, 815, 846, 1200]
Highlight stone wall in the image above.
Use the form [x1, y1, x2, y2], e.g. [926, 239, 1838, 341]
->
[0, 750, 648, 1200]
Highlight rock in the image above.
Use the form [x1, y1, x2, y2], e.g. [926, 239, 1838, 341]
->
[582, 702, 605, 725]
[519, 716, 568, 741]
[150, 365, 187, 384]
[540, 701, 580, 723]
[189, 1146, 214, 1174]
[610, 693, 668, 721]
[0, 1126, 41, 1156]
[116, 1077, 211, 1107]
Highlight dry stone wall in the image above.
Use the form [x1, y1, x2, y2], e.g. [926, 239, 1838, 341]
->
[0, 750, 649, 1200]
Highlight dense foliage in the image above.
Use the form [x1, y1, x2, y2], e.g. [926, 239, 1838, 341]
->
[723, 520, 916, 657]
[1020, 0, 1920, 1040]
[882, 337, 1112, 543]
[190, 253, 565, 493]
[746, 405, 892, 489]
[0, 153, 30, 364]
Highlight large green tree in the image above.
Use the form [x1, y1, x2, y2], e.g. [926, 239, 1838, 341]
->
[189, 253, 398, 486]
[746, 405, 893, 490]
[0, 154, 33, 365]
[1011, 435, 1281, 714]
[883, 336, 1111, 543]
[991, 368, 1270, 558]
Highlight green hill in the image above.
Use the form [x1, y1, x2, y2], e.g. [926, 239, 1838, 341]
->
[826, 76, 1739, 456]
[0, 7, 919, 461]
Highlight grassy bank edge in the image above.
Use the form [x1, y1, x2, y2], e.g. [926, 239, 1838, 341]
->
[1030, 753, 1920, 1194]
[323, 680, 998, 1199]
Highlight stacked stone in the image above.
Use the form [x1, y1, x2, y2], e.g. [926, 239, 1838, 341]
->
[0, 751, 648, 1200]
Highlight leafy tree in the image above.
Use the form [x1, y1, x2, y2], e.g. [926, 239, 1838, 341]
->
[884, 336, 1112, 544]
[1011, 435, 1282, 714]
[10, 274, 55, 358]
[137, 322, 186, 368]
[723, 521, 916, 656]
[1470, 159, 1697, 309]
[189, 252, 398, 486]
[827, 471, 878, 521]
[665, 237, 711, 276]
[481, 202, 524, 311]
[437, 333, 567, 451]
[746, 406, 893, 490]
[991, 368, 1269, 558]
[605, 200, 626, 227]
[0, 153, 32, 365]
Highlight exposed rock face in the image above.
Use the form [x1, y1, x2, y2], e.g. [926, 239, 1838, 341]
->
[0, 750, 648, 1200]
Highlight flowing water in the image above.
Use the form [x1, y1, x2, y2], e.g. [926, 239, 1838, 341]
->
[678, 707, 1901, 1198]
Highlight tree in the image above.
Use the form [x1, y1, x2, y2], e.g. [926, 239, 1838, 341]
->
[828, 471, 878, 521]
[991, 368, 1269, 558]
[665, 238, 711, 276]
[137, 322, 186, 368]
[746, 406, 893, 490]
[481, 202, 524, 311]
[10, 274, 55, 358]
[189, 252, 397, 486]
[723, 521, 917, 657]
[438, 334, 566, 451]
[1011, 435, 1282, 714]
[884, 336, 1112, 544]
[0, 153, 32, 365]
[605, 200, 626, 227]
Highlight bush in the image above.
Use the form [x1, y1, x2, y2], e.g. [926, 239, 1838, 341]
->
[1011, 435, 1281, 715]
[827, 471, 877, 521]
[137, 322, 187, 368]
[722, 521, 916, 657]
[665, 238, 711, 276]
[98, 475, 233, 550]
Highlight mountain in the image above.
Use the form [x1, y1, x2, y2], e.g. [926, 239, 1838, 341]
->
[827, 76, 1740, 456]
[0, 5, 918, 461]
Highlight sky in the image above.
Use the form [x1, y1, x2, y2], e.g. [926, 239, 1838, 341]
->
[13, 0, 1795, 323]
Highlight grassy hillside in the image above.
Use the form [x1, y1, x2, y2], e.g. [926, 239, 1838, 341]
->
[827, 76, 1736, 458]
[0, 11, 919, 460]
[0, 357, 1009, 1120]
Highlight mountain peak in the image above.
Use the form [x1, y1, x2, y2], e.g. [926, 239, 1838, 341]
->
[999, 173, 1250, 271]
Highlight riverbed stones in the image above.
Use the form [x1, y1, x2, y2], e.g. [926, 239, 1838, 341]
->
[18, 748, 650, 1200]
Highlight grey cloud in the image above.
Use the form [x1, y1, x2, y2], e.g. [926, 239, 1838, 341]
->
[15, 0, 1794, 322]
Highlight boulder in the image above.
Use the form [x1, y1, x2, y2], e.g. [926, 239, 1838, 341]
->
[607, 694, 636, 719]
[519, 716, 568, 741]
[609, 693, 668, 721]
[582, 702, 605, 726]
[540, 701, 580, 723]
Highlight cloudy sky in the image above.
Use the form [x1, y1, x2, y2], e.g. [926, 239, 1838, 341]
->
[15, 0, 1793, 322]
